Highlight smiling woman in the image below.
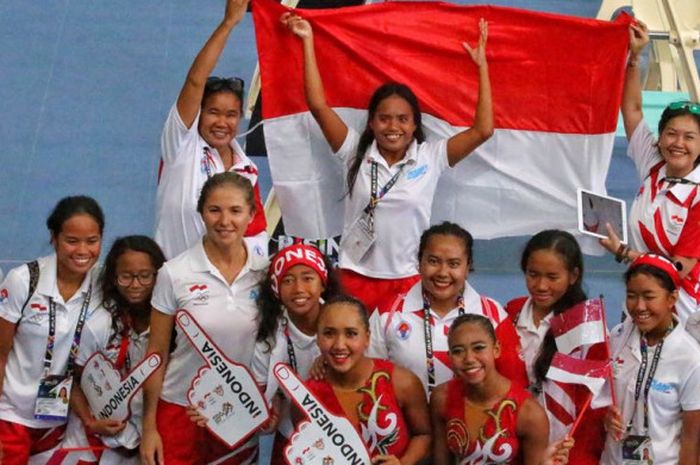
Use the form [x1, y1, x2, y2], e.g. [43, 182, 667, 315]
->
[141, 172, 268, 465]
[0, 196, 104, 464]
[154, 0, 267, 260]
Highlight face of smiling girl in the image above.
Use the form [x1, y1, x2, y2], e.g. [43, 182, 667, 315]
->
[317, 302, 370, 375]
[448, 322, 500, 386]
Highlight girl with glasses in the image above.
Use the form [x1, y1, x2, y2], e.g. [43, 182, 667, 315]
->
[0, 196, 104, 464]
[155, 0, 267, 260]
[600, 21, 700, 330]
[60, 235, 165, 464]
[281, 12, 493, 314]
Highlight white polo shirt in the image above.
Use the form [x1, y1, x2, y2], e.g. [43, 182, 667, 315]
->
[155, 104, 267, 260]
[511, 297, 552, 387]
[600, 319, 700, 465]
[0, 254, 101, 428]
[251, 311, 319, 438]
[367, 280, 513, 395]
[335, 128, 449, 279]
[627, 119, 700, 322]
[151, 240, 267, 406]
[61, 306, 151, 462]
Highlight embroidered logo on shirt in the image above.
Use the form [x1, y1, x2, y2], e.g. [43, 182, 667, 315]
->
[406, 164, 428, 180]
[670, 214, 685, 224]
[31, 303, 48, 312]
[249, 288, 259, 301]
[650, 379, 672, 394]
[396, 320, 412, 340]
[0, 288, 8, 304]
[189, 284, 209, 304]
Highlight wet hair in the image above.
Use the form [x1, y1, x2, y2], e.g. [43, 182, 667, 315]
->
[202, 77, 244, 112]
[318, 294, 370, 331]
[418, 221, 474, 269]
[46, 195, 105, 238]
[658, 104, 700, 168]
[100, 235, 166, 344]
[256, 254, 343, 349]
[346, 83, 426, 195]
[449, 314, 496, 343]
[521, 230, 587, 385]
[196, 172, 255, 214]
[625, 263, 677, 293]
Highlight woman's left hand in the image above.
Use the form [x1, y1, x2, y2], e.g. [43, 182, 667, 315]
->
[371, 454, 401, 465]
[463, 18, 488, 67]
[186, 405, 208, 428]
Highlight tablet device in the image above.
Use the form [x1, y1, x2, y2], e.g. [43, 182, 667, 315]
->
[577, 188, 627, 243]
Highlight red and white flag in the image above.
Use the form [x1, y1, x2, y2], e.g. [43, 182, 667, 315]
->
[252, 0, 630, 240]
[550, 298, 607, 356]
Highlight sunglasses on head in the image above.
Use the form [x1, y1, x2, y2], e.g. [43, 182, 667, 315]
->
[667, 100, 700, 115]
[206, 76, 245, 93]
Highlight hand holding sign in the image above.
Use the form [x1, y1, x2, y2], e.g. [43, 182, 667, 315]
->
[82, 352, 161, 422]
[176, 310, 270, 449]
[274, 363, 371, 465]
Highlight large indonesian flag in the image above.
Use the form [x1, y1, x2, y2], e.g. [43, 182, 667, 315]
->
[253, 0, 630, 239]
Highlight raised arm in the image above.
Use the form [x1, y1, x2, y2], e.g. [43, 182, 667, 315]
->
[446, 18, 494, 167]
[177, 0, 250, 128]
[140, 309, 175, 465]
[281, 12, 348, 152]
[621, 21, 649, 141]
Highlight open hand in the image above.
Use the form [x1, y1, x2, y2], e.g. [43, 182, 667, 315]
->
[463, 18, 488, 67]
[281, 12, 312, 39]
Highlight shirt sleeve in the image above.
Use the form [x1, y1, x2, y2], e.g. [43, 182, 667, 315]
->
[366, 311, 390, 359]
[672, 200, 700, 259]
[627, 118, 663, 180]
[0, 264, 29, 324]
[332, 127, 360, 168]
[150, 265, 178, 315]
[161, 103, 200, 166]
[679, 360, 700, 411]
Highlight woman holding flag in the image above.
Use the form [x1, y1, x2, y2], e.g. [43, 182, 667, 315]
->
[601, 253, 700, 465]
[600, 21, 700, 327]
[281, 12, 493, 313]
[505, 230, 606, 465]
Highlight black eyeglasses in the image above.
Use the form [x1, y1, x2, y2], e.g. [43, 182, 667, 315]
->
[206, 76, 245, 94]
[116, 271, 156, 287]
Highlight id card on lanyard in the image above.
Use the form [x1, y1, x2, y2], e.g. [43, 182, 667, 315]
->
[343, 161, 405, 263]
[34, 284, 92, 421]
[621, 331, 668, 465]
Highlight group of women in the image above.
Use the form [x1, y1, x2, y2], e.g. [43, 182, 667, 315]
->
[1, 0, 700, 464]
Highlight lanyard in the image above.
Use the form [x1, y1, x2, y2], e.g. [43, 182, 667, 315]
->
[203, 147, 254, 179]
[422, 292, 465, 392]
[663, 176, 698, 186]
[282, 317, 298, 373]
[44, 284, 92, 379]
[364, 161, 405, 231]
[114, 314, 131, 372]
[626, 329, 670, 434]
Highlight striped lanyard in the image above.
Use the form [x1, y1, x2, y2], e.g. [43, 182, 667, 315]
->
[202, 146, 255, 179]
[422, 292, 465, 392]
[282, 317, 298, 373]
[43, 284, 92, 379]
[364, 161, 405, 231]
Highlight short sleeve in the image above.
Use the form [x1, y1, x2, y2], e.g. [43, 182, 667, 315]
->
[627, 119, 663, 180]
[333, 127, 360, 168]
[679, 361, 700, 411]
[366, 311, 389, 359]
[161, 103, 200, 165]
[0, 265, 29, 324]
[76, 323, 104, 367]
[150, 265, 178, 315]
[251, 339, 272, 386]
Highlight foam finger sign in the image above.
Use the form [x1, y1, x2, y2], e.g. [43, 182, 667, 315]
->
[274, 363, 371, 465]
[82, 352, 162, 422]
[176, 310, 270, 448]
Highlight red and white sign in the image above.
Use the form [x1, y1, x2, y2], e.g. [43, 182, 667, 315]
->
[176, 310, 270, 449]
[274, 363, 371, 465]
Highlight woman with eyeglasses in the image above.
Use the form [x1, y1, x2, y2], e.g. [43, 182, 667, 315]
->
[0, 196, 104, 464]
[155, 0, 267, 260]
[600, 21, 700, 327]
[60, 235, 165, 464]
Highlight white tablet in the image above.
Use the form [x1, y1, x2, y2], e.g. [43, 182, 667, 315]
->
[577, 188, 627, 243]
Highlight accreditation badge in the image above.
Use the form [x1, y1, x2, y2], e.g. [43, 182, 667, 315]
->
[622, 435, 654, 465]
[34, 375, 73, 421]
[341, 212, 375, 263]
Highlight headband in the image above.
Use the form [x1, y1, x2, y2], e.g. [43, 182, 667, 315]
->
[629, 253, 681, 288]
[269, 244, 328, 298]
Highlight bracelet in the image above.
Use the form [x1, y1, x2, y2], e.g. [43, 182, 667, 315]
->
[615, 244, 626, 263]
